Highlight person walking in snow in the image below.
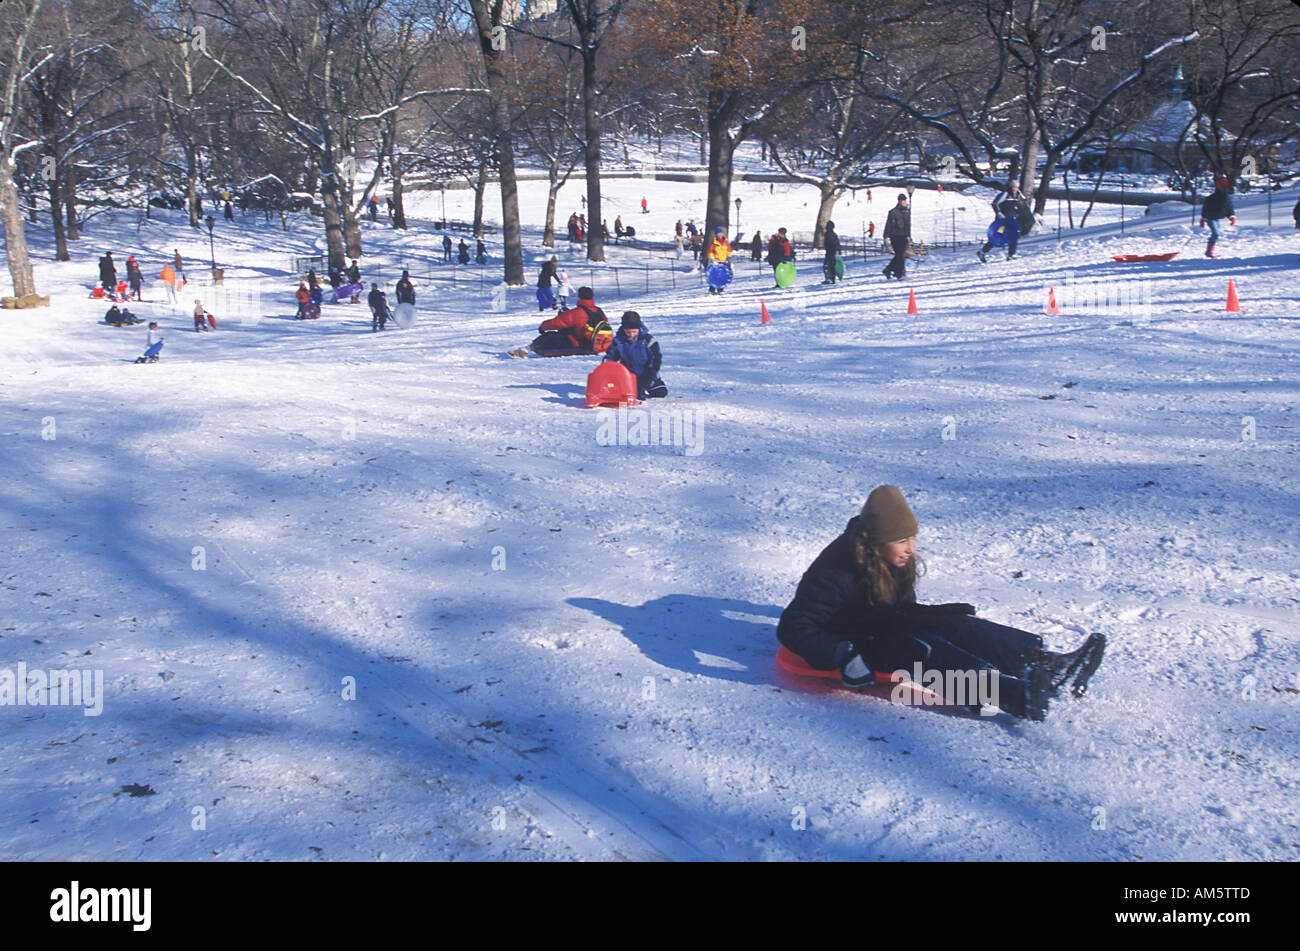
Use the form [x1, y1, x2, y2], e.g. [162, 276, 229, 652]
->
[295, 281, 311, 319]
[193, 299, 214, 332]
[476, 239, 487, 264]
[766, 228, 794, 283]
[443, 234, 454, 262]
[172, 249, 186, 282]
[641, 196, 648, 214]
[536, 256, 561, 311]
[751, 231, 763, 262]
[603, 311, 667, 400]
[458, 239, 470, 265]
[368, 283, 391, 332]
[882, 194, 911, 280]
[821, 220, 841, 284]
[125, 256, 144, 300]
[1201, 175, 1237, 259]
[98, 252, 117, 292]
[777, 485, 1106, 720]
[704, 226, 732, 294]
[395, 270, 415, 306]
[977, 184, 1024, 263]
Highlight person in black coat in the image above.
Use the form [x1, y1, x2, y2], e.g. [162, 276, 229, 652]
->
[98, 252, 116, 291]
[476, 239, 487, 264]
[1200, 175, 1236, 258]
[125, 256, 144, 300]
[882, 195, 910, 279]
[458, 239, 470, 264]
[821, 221, 841, 284]
[395, 270, 415, 305]
[777, 486, 1105, 720]
[751, 231, 763, 261]
[368, 283, 391, 332]
[346, 259, 361, 285]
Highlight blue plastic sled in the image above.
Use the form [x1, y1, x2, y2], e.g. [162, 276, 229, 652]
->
[706, 262, 733, 289]
[986, 216, 1020, 248]
[537, 286, 555, 310]
[334, 282, 364, 302]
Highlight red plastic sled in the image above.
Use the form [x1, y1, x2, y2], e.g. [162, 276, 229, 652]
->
[776, 645, 893, 685]
[586, 361, 639, 408]
[1111, 252, 1179, 262]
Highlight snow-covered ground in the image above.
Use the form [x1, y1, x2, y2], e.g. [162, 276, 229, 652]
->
[1, 174, 1298, 861]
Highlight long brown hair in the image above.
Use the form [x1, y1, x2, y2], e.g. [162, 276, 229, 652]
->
[851, 522, 924, 608]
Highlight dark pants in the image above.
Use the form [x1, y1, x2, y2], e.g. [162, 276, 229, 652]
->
[529, 331, 587, 356]
[857, 614, 1042, 684]
[371, 306, 389, 331]
[823, 257, 838, 283]
[885, 236, 908, 277]
[980, 237, 1018, 258]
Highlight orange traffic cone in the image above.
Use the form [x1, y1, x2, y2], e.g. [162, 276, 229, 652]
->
[1225, 278, 1241, 313]
[760, 300, 772, 324]
[1046, 286, 1060, 315]
[906, 288, 919, 315]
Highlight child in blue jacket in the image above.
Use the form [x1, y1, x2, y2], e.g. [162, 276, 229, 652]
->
[604, 311, 667, 399]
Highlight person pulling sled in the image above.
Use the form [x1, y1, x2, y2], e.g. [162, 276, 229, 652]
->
[368, 283, 391, 332]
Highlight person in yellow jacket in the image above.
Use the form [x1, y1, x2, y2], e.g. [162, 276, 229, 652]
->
[705, 226, 731, 264]
[704, 226, 733, 295]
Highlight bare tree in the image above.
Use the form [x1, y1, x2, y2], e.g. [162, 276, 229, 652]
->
[0, 0, 45, 298]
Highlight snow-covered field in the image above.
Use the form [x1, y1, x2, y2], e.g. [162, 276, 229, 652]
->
[2, 173, 1298, 861]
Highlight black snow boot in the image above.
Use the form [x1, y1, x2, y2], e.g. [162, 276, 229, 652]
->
[997, 666, 1052, 721]
[1030, 633, 1105, 698]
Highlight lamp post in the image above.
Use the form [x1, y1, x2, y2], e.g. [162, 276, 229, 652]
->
[205, 215, 217, 282]
[734, 196, 742, 240]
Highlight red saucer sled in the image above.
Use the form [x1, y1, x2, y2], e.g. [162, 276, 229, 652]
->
[775, 645, 893, 685]
[1110, 252, 1179, 262]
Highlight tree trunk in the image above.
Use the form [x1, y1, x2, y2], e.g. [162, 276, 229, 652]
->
[186, 150, 201, 228]
[0, 155, 38, 297]
[579, 46, 604, 263]
[64, 166, 78, 240]
[391, 155, 407, 229]
[473, 159, 487, 237]
[343, 181, 363, 260]
[48, 172, 68, 261]
[320, 168, 347, 272]
[543, 159, 560, 247]
[813, 179, 842, 250]
[704, 100, 737, 242]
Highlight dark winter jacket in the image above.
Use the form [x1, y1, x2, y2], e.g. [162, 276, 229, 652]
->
[777, 516, 977, 670]
[126, 260, 143, 287]
[1202, 190, 1235, 222]
[395, 277, 415, 304]
[823, 227, 840, 260]
[603, 326, 663, 395]
[458, 242, 470, 264]
[98, 255, 116, 285]
[766, 235, 793, 266]
[346, 263, 361, 284]
[368, 287, 390, 315]
[884, 205, 911, 240]
[1293, 197, 1300, 224]
[539, 300, 612, 353]
[537, 260, 558, 289]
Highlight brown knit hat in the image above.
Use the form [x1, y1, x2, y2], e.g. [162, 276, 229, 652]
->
[859, 485, 918, 543]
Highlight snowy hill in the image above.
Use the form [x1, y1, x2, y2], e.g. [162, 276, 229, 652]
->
[1, 176, 1297, 860]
